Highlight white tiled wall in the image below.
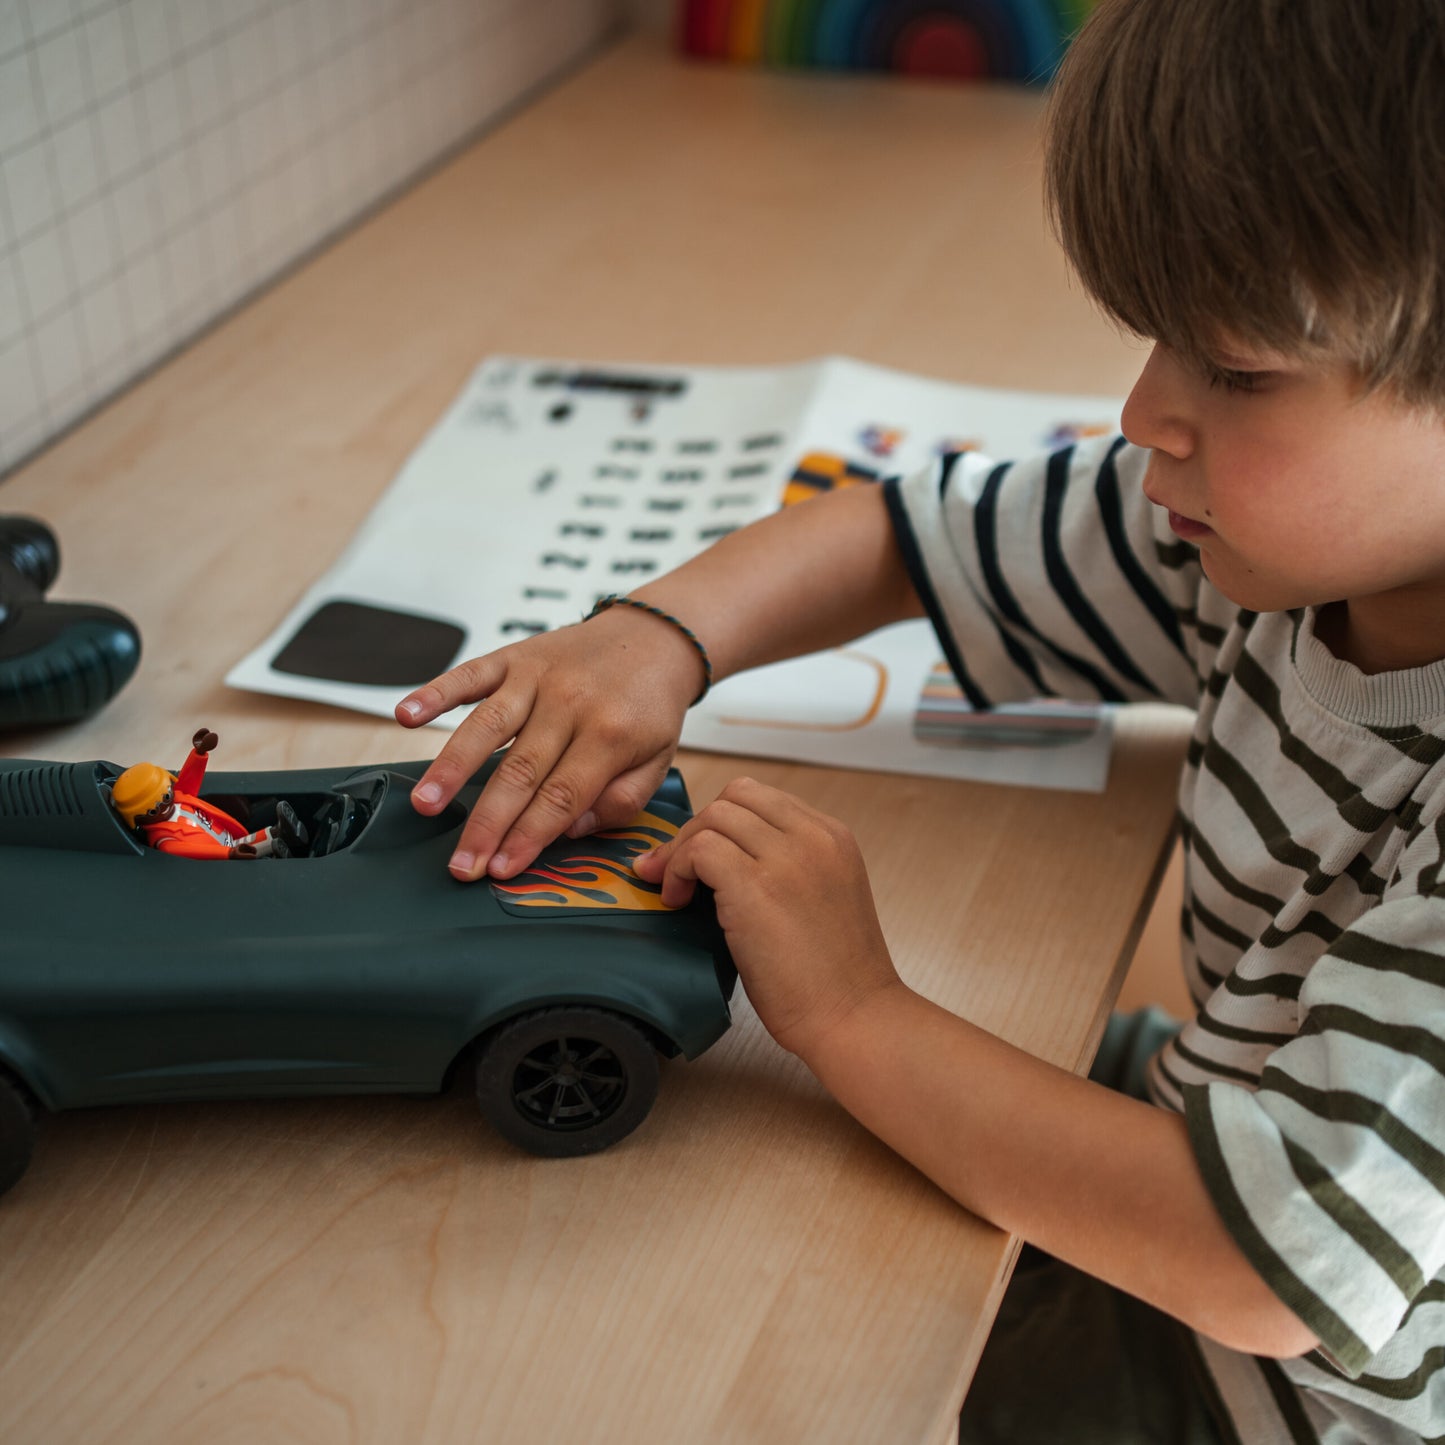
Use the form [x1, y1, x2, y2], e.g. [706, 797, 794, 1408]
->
[0, 0, 618, 475]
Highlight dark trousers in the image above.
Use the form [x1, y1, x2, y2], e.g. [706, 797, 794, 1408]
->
[958, 1011, 1230, 1445]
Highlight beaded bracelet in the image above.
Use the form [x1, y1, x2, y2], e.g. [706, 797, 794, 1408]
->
[585, 594, 714, 706]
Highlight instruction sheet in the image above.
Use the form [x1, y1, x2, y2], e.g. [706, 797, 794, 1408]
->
[228, 355, 1124, 790]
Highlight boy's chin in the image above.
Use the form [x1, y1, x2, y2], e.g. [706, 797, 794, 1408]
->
[1196, 550, 1302, 615]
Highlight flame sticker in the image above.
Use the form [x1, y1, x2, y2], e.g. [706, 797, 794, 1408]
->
[490, 808, 681, 915]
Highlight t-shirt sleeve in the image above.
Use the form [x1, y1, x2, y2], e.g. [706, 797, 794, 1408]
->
[883, 433, 1205, 709]
[1183, 835, 1445, 1375]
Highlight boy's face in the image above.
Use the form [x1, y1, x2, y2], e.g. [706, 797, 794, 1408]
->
[1122, 341, 1445, 672]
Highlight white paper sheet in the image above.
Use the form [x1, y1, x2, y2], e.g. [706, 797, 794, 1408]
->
[228, 355, 1124, 791]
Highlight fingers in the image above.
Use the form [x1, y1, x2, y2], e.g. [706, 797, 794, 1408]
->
[565, 755, 675, 839]
[445, 735, 672, 882]
[639, 777, 806, 875]
[395, 653, 506, 730]
[444, 720, 576, 879]
[635, 779, 791, 907]
[396, 633, 690, 883]
[650, 824, 756, 910]
[406, 661, 535, 816]
[711, 775, 817, 831]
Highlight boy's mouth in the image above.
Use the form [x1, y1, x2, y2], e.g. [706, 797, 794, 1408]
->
[1168, 510, 1214, 541]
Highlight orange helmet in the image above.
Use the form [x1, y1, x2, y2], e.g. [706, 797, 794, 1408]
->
[112, 763, 174, 827]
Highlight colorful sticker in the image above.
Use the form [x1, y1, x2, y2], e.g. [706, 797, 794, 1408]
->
[935, 436, 982, 457]
[781, 451, 882, 508]
[490, 808, 681, 914]
[858, 424, 905, 458]
[1042, 421, 1114, 449]
[913, 661, 1102, 748]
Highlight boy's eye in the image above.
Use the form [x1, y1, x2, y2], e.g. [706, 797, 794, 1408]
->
[1205, 365, 1268, 394]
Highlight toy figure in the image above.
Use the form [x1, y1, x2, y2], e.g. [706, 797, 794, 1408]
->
[112, 729, 308, 859]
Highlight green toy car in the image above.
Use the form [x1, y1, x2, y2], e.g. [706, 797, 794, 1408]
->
[0, 752, 736, 1195]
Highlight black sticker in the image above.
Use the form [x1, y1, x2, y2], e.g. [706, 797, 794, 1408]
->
[271, 600, 465, 687]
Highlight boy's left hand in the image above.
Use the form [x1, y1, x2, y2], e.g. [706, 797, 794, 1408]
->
[633, 777, 902, 1060]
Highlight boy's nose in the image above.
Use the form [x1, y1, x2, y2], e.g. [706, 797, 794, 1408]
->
[1120, 345, 1194, 460]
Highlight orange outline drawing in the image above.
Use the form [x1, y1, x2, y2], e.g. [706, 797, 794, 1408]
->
[714, 651, 889, 731]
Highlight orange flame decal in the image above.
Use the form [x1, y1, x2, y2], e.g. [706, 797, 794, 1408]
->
[491, 808, 681, 914]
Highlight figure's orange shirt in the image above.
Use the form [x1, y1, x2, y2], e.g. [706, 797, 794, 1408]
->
[139, 746, 248, 859]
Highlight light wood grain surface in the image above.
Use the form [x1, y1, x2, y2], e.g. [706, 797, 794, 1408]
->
[0, 33, 1190, 1445]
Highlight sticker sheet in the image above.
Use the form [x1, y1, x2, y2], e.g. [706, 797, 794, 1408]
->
[227, 355, 1124, 791]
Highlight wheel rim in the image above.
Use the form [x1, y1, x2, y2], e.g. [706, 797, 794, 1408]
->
[511, 1034, 627, 1131]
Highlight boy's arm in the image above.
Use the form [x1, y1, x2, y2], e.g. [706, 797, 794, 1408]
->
[626, 479, 924, 680]
[637, 776, 1321, 1360]
[399, 482, 923, 879]
[811, 987, 1321, 1358]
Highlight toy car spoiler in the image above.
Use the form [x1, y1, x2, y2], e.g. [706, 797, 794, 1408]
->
[0, 759, 142, 855]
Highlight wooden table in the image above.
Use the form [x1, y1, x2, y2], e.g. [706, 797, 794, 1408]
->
[0, 33, 1189, 1445]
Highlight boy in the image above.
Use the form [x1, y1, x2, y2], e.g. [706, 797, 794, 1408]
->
[397, 2, 1445, 1438]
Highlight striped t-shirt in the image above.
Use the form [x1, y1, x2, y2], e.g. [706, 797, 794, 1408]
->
[886, 433, 1445, 1445]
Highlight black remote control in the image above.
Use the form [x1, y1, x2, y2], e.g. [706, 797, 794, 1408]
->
[0, 516, 141, 730]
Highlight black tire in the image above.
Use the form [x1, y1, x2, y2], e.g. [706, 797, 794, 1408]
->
[476, 1006, 660, 1157]
[0, 1072, 36, 1198]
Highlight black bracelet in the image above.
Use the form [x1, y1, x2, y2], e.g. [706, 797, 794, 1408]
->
[585, 594, 713, 705]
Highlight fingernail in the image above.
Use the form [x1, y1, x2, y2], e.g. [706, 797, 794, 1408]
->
[567, 811, 598, 839]
[488, 853, 509, 877]
[397, 698, 423, 720]
[414, 782, 442, 806]
[449, 851, 475, 876]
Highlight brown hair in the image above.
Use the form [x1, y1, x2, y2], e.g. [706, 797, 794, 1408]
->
[1044, 0, 1445, 403]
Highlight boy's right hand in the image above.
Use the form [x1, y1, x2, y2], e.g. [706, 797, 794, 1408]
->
[394, 605, 707, 882]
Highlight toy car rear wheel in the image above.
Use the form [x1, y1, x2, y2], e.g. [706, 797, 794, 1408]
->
[476, 1006, 659, 1157]
[0, 1072, 36, 1197]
